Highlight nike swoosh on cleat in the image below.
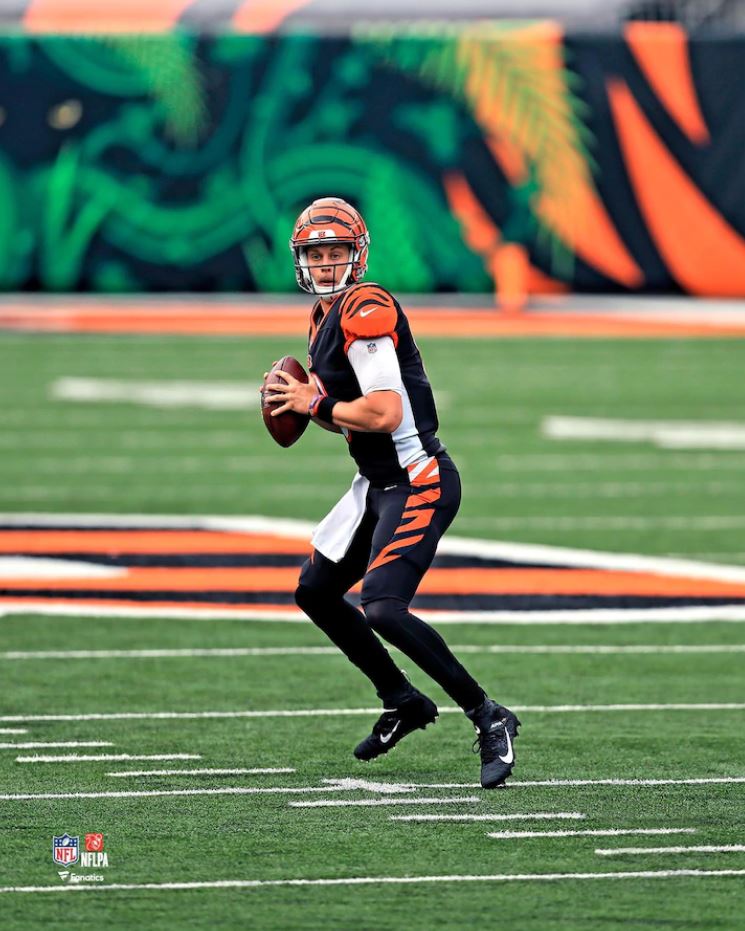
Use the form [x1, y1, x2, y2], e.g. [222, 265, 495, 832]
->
[379, 722, 400, 744]
[498, 727, 514, 765]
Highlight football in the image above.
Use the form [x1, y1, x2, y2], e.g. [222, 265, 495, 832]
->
[261, 356, 310, 448]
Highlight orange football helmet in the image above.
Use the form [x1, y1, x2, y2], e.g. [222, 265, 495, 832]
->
[289, 197, 370, 296]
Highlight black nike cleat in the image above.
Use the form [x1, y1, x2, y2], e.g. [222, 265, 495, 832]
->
[467, 699, 521, 789]
[354, 689, 438, 761]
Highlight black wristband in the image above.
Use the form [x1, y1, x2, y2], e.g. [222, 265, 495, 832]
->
[316, 397, 338, 423]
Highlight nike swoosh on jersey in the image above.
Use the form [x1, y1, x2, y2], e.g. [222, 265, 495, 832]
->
[359, 308, 377, 317]
[379, 721, 400, 744]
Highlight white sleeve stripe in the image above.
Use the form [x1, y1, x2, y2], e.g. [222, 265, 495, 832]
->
[347, 337, 403, 396]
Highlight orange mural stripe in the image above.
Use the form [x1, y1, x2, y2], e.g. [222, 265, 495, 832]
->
[624, 23, 709, 145]
[608, 79, 745, 297]
[368, 534, 425, 573]
[443, 172, 500, 255]
[486, 134, 527, 185]
[492, 243, 529, 313]
[455, 19, 643, 290]
[568, 185, 644, 288]
[24, 0, 191, 33]
[233, 0, 313, 33]
[0, 530, 310, 555]
[445, 171, 621, 293]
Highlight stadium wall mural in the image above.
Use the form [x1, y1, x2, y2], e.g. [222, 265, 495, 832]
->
[0, 23, 742, 295]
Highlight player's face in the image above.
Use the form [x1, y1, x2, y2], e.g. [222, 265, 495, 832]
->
[305, 243, 352, 292]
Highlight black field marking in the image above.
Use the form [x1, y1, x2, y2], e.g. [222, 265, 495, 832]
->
[2, 589, 745, 610]
[11, 552, 568, 570]
[410, 594, 745, 611]
[23, 553, 308, 569]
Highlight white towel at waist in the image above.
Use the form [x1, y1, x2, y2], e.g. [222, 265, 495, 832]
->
[311, 472, 371, 563]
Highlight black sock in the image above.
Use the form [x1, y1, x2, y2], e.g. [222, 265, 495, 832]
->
[363, 597, 486, 711]
[295, 584, 409, 702]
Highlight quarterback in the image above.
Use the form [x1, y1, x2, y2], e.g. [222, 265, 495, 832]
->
[265, 197, 520, 788]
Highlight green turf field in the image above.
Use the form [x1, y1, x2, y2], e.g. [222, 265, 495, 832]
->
[1, 332, 744, 928]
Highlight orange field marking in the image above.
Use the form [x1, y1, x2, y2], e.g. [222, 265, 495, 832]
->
[3, 565, 745, 598]
[0, 530, 310, 555]
[1, 303, 744, 338]
[0, 597, 292, 613]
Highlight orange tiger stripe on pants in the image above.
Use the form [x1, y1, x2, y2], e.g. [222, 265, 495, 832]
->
[367, 457, 442, 570]
[367, 533, 426, 572]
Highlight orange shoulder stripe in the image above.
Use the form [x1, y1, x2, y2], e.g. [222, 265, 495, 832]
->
[340, 284, 398, 343]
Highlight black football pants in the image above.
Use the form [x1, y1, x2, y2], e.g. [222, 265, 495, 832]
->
[295, 454, 485, 711]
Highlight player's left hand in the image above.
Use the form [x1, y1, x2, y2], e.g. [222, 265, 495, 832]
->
[265, 369, 316, 417]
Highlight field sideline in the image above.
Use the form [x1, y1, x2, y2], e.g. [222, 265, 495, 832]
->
[1, 316, 744, 927]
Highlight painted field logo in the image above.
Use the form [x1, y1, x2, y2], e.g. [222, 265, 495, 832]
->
[52, 834, 79, 866]
[1, 513, 745, 622]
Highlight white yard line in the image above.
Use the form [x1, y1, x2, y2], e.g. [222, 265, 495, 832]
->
[106, 768, 296, 778]
[0, 741, 112, 749]
[455, 645, 745, 655]
[492, 453, 745, 471]
[477, 482, 738, 498]
[392, 777, 745, 789]
[2, 869, 745, 893]
[289, 797, 481, 808]
[596, 845, 745, 856]
[457, 516, 745, 531]
[16, 753, 201, 763]
[0, 647, 341, 660]
[50, 378, 261, 411]
[542, 415, 745, 450]
[0, 785, 404, 801]
[0, 728, 27, 734]
[487, 828, 697, 839]
[486, 704, 745, 712]
[4, 603, 745, 624]
[2, 704, 744, 724]
[391, 812, 587, 822]
[4, 644, 745, 660]
[321, 778, 416, 795]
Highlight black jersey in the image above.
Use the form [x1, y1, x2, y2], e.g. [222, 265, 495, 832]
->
[307, 283, 445, 486]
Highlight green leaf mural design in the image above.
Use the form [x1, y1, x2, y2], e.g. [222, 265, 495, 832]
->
[41, 34, 208, 146]
[38, 143, 112, 289]
[358, 21, 596, 274]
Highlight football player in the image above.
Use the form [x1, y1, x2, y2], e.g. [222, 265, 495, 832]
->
[265, 196, 520, 788]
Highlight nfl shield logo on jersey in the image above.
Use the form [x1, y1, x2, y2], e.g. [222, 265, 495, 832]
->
[52, 834, 79, 866]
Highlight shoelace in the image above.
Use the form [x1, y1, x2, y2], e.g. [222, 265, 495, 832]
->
[471, 717, 506, 759]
